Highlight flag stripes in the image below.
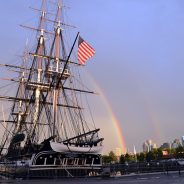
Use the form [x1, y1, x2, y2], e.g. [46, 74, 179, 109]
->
[78, 36, 95, 64]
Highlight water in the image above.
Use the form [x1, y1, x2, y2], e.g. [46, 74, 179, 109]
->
[1, 173, 184, 184]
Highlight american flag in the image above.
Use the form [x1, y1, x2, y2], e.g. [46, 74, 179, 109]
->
[78, 36, 95, 65]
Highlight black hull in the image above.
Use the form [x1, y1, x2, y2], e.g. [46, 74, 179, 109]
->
[0, 151, 103, 178]
[0, 166, 102, 179]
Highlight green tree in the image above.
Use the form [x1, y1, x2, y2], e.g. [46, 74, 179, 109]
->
[102, 155, 111, 164]
[119, 154, 125, 164]
[168, 148, 175, 155]
[124, 153, 132, 162]
[157, 148, 163, 160]
[137, 152, 146, 162]
[175, 146, 184, 158]
[146, 151, 155, 162]
[109, 151, 117, 162]
[152, 148, 163, 160]
[102, 151, 117, 164]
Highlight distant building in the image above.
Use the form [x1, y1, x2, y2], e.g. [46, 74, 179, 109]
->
[181, 136, 184, 146]
[143, 142, 149, 152]
[162, 150, 169, 156]
[152, 143, 157, 149]
[143, 140, 157, 152]
[160, 142, 171, 149]
[171, 139, 181, 149]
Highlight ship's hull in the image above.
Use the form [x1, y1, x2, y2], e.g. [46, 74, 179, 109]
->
[0, 151, 103, 178]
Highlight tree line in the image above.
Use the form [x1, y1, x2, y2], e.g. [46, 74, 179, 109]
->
[102, 146, 184, 164]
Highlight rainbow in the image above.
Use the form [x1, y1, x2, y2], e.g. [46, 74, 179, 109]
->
[142, 95, 164, 142]
[84, 69, 127, 154]
[99, 91, 127, 154]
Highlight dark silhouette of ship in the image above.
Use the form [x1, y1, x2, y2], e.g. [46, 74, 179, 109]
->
[0, 0, 103, 178]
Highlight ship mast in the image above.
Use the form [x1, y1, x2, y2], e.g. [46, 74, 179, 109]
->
[52, 2, 62, 138]
[0, 0, 103, 157]
[30, 0, 46, 141]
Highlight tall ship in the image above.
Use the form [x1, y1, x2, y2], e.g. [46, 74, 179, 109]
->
[0, 0, 104, 178]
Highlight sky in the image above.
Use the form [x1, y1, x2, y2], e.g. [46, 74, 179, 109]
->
[0, 0, 184, 154]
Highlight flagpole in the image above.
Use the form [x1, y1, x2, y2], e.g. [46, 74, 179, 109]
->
[56, 32, 79, 87]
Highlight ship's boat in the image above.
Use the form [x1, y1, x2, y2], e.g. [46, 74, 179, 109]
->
[0, 0, 104, 178]
[50, 142, 103, 153]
